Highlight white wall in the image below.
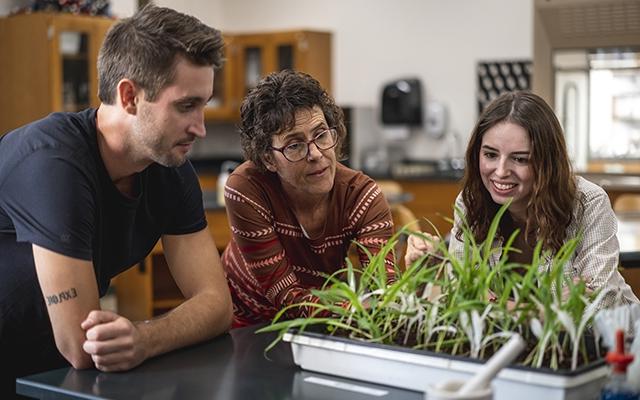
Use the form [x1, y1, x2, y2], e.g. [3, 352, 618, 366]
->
[1, 0, 533, 162]
[212, 0, 533, 161]
[156, 0, 225, 30]
[0, 0, 28, 15]
[109, 0, 137, 18]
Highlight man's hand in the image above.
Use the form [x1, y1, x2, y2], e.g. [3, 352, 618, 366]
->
[405, 232, 440, 267]
[81, 310, 147, 372]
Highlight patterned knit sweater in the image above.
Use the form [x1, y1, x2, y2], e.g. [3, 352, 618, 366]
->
[221, 161, 395, 327]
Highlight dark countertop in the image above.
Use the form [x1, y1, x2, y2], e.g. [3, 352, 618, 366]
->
[190, 158, 640, 188]
[579, 172, 640, 192]
[16, 325, 421, 400]
[366, 170, 464, 182]
[191, 157, 244, 175]
[190, 157, 465, 182]
[202, 191, 413, 210]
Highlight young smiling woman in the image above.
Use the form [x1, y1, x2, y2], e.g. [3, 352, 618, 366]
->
[406, 91, 638, 306]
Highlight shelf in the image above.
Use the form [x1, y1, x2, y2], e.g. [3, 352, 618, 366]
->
[61, 53, 89, 61]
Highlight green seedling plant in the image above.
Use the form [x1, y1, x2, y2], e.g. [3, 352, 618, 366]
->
[258, 202, 612, 370]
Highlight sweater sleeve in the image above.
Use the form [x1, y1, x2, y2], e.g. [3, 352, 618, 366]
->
[350, 180, 395, 278]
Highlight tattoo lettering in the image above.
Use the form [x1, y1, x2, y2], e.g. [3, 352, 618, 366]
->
[46, 288, 78, 306]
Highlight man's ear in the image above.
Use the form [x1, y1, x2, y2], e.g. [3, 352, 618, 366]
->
[262, 152, 277, 172]
[117, 79, 139, 115]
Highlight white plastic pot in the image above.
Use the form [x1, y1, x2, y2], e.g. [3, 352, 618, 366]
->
[283, 331, 607, 400]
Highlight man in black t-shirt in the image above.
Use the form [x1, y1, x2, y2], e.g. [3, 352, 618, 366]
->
[0, 5, 232, 396]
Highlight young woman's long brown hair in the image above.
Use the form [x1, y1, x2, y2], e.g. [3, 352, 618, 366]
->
[459, 91, 576, 253]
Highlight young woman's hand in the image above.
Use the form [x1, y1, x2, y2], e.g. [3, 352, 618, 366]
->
[405, 232, 441, 267]
[561, 275, 593, 301]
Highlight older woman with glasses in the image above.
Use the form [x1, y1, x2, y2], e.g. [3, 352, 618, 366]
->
[221, 70, 395, 328]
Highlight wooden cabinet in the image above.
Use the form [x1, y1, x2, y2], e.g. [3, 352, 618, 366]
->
[0, 20, 332, 129]
[0, 12, 114, 134]
[204, 30, 332, 122]
[399, 179, 462, 237]
[233, 30, 332, 97]
[204, 35, 240, 121]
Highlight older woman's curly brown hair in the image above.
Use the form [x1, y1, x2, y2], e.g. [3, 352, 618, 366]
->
[238, 70, 347, 172]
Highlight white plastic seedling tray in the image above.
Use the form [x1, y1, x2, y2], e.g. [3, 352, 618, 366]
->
[283, 331, 608, 400]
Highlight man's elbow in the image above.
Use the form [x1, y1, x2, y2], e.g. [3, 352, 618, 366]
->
[57, 341, 93, 369]
[210, 286, 233, 333]
[69, 357, 94, 370]
[199, 287, 233, 334]
[219, 293, 234, 332]
[61, 348, 94, 370]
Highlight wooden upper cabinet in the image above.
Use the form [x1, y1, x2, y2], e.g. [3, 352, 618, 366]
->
[269, 31, 332, 94]
[0, 13, 114, 135]
[204, 34, 240, 121]
[0, 21, 332, 131]
[204, 30, 332, 122]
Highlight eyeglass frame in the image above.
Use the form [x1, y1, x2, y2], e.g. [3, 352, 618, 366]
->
[270, 128, 338, 162]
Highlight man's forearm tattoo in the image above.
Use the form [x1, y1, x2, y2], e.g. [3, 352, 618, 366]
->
[46, 288, 78, 306]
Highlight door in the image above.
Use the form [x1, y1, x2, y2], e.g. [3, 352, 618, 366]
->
[205, 35, 241, 121]
[49, 14, 113, 112]
[554, 50, 589, 171]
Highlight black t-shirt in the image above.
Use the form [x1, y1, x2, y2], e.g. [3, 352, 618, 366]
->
[0, 109, 207, 383]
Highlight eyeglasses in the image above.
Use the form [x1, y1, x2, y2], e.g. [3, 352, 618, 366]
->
[270, 128, 338, 162]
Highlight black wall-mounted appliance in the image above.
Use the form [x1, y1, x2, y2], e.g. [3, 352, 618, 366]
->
[381, 78, 423, 126]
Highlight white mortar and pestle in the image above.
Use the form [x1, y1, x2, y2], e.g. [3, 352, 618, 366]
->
[425, 334, 526, 400]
